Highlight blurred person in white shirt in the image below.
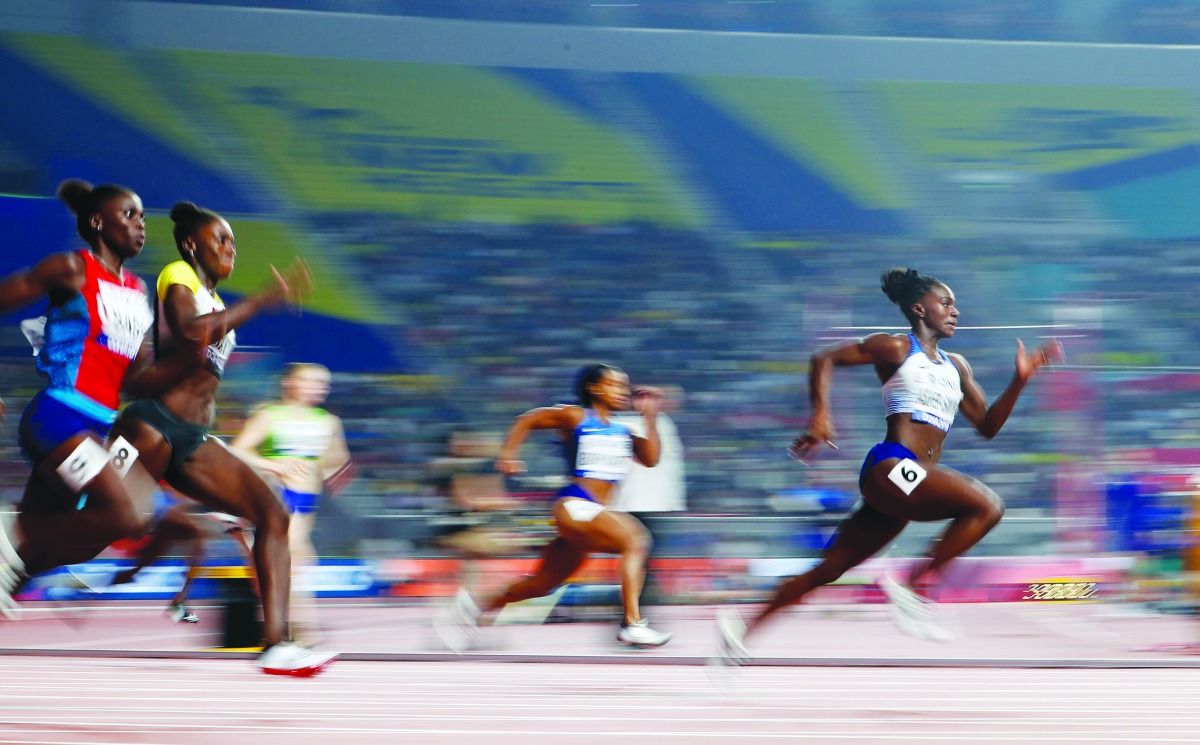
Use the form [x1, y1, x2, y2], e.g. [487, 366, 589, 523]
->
[613, 385, 685, 604]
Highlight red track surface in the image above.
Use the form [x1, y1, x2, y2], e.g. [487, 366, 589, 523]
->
[0, 600, 1198, 743]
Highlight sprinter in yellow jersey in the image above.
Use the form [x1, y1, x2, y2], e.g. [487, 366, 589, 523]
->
[106, 201, 333, 677]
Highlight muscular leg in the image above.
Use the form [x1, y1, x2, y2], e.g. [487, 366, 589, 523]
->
[172, 523, 207, 609]
[861, 464, 1005, 590]
[906, 469, 1003, 587]
[556, 506, 652, 625]
[167, 439, 291, 648]
[112, 507, 202, 588]
[482, 537, 588, 612]
[17, 434, 149, 576]
[227, 528, 259, 597]
[746, 503, 906, 637]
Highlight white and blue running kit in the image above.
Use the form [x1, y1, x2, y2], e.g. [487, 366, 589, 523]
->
[860, 334, 964, 489]
[557, 409, 634, 518]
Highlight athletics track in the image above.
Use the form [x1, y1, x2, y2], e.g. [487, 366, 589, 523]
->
[0, 600, 1199, 743]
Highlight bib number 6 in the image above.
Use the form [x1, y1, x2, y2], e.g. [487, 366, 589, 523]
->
[887, 458, 928, 496]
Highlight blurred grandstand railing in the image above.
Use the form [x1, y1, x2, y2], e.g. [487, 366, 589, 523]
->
[142, 0, 1200, 45]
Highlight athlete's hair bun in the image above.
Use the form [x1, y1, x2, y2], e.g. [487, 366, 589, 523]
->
[169, 201, 201, 223]
[56, 179, 94, 215]
[880, 267, 922, 305]
[57, 179, 135, 244]
[880, 266, 943, 322]
[169, 201, 221, 254]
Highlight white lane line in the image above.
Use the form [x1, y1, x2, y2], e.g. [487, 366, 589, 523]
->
[3, 660, 1197, 680]
[1, 714, 1196, 729]
[0, 692, 1196, 709]
[0, 683, 1195, 700]
[4, 681, 1198, 699]
[0, 730, 1197, 742]
[0, 681, 1196, 698]
[3, 656, 1197, 674]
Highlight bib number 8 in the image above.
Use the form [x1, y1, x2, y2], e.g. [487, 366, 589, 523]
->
[107, 436, 139, 479]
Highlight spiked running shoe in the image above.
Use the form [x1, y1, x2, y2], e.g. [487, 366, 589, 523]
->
[434, 587, 482, 653]
[714, 606, 750, 665]
[0, 512, 26, 620]
[879, 574, 954, 643]
[257, 642, 337, 677]
[167, 603, 199, 624]
[617, 618, 672, 648]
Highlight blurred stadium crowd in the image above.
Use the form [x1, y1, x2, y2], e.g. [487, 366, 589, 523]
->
[8, 221, 1192, 564]
[1, 0, 1199, 574]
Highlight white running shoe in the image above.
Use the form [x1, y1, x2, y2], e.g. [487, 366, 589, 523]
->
[617, 618, 672, 648]
[257, 642, 337, 677]
[714, 607, 750, 665]
[434, 587, 481, 653]
[167, 603, 199, 624]
[879, 574, 954, 643]
[0, 511, 26, 620]
[62, 567, 103, 592]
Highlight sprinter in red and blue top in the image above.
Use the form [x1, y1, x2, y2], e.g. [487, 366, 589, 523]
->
[435, 363, 673, 650]
[0, 180, 191, 615]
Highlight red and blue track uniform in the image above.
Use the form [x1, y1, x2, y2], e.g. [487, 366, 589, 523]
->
[18, 250, 153, 464]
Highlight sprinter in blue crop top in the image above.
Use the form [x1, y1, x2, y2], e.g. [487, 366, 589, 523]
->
[714, 267, 1062, 666]
[435, 363, 673, 650]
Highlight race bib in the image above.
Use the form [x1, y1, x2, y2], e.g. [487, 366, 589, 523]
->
[887, 458, 928, 496]
[107, 436, 140, 479]
[56, 438, 109, 492]
[96, 281, 153, 360]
